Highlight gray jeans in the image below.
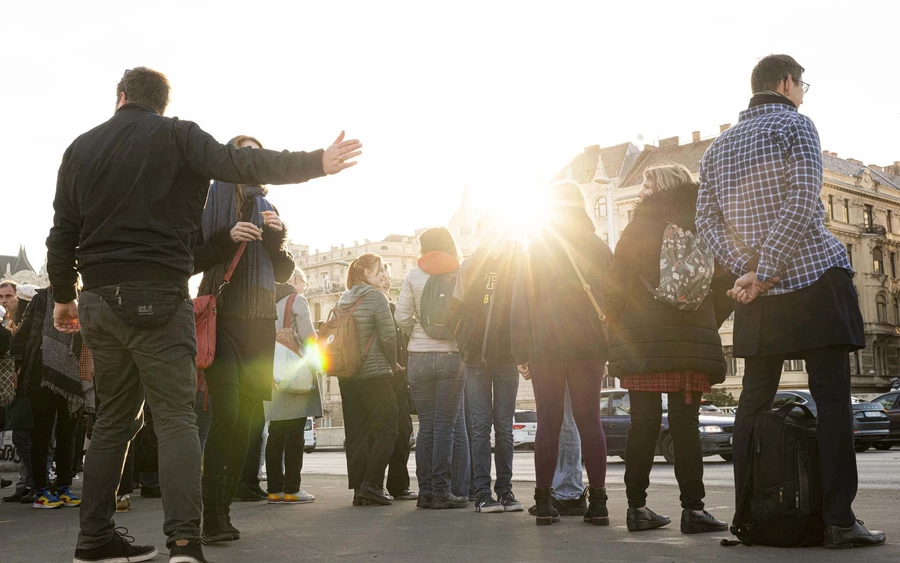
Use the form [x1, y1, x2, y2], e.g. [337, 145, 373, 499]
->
[77, 288, 201, 550]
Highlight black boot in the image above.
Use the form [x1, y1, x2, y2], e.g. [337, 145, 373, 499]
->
[221, 477, 241, 539]
[533, 487, 560, 526]
[201, 476, 233, 543]
[357, 482, 393, 506]
[627, 506, 671, 532]
[583, 487, 609, 526]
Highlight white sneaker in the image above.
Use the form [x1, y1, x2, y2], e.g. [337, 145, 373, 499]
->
[284, 489, 315, 504]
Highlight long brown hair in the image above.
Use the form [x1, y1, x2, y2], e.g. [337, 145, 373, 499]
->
[231, 135, 267, 216]
[346, 254, 383, 289]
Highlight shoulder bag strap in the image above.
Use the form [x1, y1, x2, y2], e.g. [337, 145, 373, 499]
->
[283, 293, 298, 330]
[559, 239, 607, 323]
[215, 242, 247, 297]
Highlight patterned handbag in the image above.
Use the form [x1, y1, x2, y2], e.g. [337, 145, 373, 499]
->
[641, 222, 714, 311]
[0, 356, 16, 408]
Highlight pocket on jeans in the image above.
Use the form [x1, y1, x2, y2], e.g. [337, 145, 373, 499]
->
[437, 353, 462, 380]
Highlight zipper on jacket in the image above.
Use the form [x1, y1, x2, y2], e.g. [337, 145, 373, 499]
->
[778, 488, 783, 503]
[116, 286, 122, 306]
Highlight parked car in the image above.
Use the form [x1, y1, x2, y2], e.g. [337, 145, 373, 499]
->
[600, 389, 735, 464]
[512, 410, 538, 449]
[772, 390, 890, 452]
[304, 417, 317, 454]
[870, 391, 900, 450]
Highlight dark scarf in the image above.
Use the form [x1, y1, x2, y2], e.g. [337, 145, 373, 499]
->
[199, 181, 276, 319]
[749, 91, 797, 110]
[41, 289, 84, 414]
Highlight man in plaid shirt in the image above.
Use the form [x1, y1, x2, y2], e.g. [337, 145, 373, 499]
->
[697, 55, 884, 549]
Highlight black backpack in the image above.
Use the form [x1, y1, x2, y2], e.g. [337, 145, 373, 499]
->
[419, 273, 457, 340]
[728, 403, 825, 547]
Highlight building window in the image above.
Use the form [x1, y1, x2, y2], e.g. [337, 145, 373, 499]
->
[877, 294, 888, 324]
[889, 210, 894, 233]
[893, 299, 899, 325]
[864, 204, 874, 228]
[843, 198, 850, 222]
[874, 247, 884, 275]
[893, 252, 897, 278]
[594, 197, 607, 218]
[828, 195, 835, 220]
[381, 245, 389, 251]
[846, 244, 853, 267]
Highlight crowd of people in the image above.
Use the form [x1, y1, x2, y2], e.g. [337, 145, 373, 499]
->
[0, 53, 889, 563]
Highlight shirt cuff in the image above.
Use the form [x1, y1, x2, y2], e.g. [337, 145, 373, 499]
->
[756, 260, 780, 284]
[52, 284, 78, 303]
[732, 252, 757, 276]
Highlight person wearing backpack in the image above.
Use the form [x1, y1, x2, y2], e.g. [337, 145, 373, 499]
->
[334, 254, 400, 506]
[510, 181, 612, 527]
[449, 210, 525, 514]
[395, 227, 469, 510]
[603, 163, 735, 535]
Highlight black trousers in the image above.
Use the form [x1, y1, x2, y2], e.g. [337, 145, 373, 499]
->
[241, 406, 266, 485]
[733, 345, 857, 527]
[266, 418, 306, 494]
[31, 386, 76, 491]
[386, 375, 413, 496]
[204, 382, 261, 480]
[625, 390, 705, 510]
[339, 377, 399, 490]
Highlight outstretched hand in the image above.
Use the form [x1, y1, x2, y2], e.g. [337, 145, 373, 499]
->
[322, 131, 362, 175]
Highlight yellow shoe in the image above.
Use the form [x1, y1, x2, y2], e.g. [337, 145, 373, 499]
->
[284, 490, 315, 504]
[267, 493, 284, 504]
[32, 489, 64, 509]
[58, 486, 82, 507]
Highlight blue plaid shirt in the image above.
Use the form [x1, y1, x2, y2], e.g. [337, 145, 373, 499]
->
[697, 102, 852, 295]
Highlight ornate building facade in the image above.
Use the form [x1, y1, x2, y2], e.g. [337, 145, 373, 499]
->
[553, 131, 900, 394]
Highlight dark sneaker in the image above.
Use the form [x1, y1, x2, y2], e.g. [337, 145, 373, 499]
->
[680, 509, 728, 534]
[393, 489, 418, 501]
[0, 478, 11, 488]
[73, 528, 158, 563]
[627, 506, 671, 532]
[3, 488, 31, 503]
[19, 490, 35, 504]
[499, 491, 524, 512]
[416, 494, 432, 509]
[474, 493, 504, 513]
[357, 482, 392, 506]
[248, 482, 268, 498]
[431, 493, 469, 509]
[169, 540, 210, 563]
[825, 520, 886, 549]
[140, 486, 162, 499]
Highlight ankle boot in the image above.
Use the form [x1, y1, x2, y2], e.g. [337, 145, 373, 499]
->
[201, 476, 233, 543]
[533, 487, 560, 526]
[221, 477, 240, 539]
[583, 487, 609, 526]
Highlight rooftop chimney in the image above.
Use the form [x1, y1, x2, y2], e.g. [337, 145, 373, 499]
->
[847, 158, 863, 166]
[719, 123, 731, 133]
[869, 165, 883, 173]
[659, 136, 679, 149]
[692, 131, 701, 143]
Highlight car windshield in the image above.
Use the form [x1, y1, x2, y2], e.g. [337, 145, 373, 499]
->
[305, 419, 312, 430]
[515, 411, 537, 423]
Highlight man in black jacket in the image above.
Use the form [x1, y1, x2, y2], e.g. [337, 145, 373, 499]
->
[451, 211, 524, 514]
[47, 67, 362, 563]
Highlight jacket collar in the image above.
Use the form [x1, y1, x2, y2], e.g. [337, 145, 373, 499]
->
[115, 103, 160, 115]
[633, 184, 699, 230]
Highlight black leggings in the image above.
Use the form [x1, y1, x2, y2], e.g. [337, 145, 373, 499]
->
[31, 387, 76, 491]
[266, 418, 306, 494]
[203, 382, 261, 479]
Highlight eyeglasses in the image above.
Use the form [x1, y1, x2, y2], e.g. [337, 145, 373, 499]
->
[783, 75, 810, 94]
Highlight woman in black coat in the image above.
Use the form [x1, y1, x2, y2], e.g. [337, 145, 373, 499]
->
[603, 164, 734, 535]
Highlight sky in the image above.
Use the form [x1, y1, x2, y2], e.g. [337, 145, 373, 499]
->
[2, 0, 898, 270]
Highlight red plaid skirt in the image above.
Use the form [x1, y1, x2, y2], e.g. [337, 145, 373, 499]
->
[620, 372, 710, 404]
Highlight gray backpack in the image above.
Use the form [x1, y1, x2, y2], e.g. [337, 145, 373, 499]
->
[640, 223, 714, 311]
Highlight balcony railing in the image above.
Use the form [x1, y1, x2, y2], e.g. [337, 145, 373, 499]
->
[862, 224, 887, 236]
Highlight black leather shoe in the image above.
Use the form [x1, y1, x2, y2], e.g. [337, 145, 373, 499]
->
[393, 489, 419, 501]
[233, 481, 262, 502]
[248, 482, 268, 498]
[627, 506, 672, 532]
[825, 520, 886, 549]
[431, 493, 469, 509]
[3, 488, 31, 503]
[416, 494, 432, 509]
[357, 482, 393, 506]
[0, 478, 11, 489]
[680, 509, 728, 534]
[583, 487, 609, 526]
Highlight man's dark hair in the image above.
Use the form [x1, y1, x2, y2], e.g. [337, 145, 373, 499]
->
[751, 55, 805, 93]
[117, 67, 170, 114]
[419, 227, 459, 259]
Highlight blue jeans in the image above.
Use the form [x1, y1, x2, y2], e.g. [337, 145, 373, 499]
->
[451, 395, 470, 498]
[466, 363, 519, 497]
[408, 352, 465, 497]
[553, 383, 583, 501]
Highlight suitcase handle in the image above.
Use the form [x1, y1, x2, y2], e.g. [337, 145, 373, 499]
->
[773, 402, 816, 420]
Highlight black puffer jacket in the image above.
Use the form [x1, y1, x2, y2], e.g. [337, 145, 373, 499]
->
[603, 183, 734, 384]
[337, 285, 398, 379]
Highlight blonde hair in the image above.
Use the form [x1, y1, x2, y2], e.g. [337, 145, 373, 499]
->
[642, 163, 696, 194]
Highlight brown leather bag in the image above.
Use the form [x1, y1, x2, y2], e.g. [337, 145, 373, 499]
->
[194, 242, 246, 370]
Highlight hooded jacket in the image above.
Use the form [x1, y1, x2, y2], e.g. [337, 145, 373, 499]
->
[337, 284, 398, 379]
[395, 251, 460, 353]
[603, 183, 734, 383]
[511, 210, 613, 365]
[451, 241, 523, 366]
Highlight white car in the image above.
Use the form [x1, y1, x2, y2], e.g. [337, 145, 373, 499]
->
[512, 410, 538, 449]
[304, 417, 317, 454]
